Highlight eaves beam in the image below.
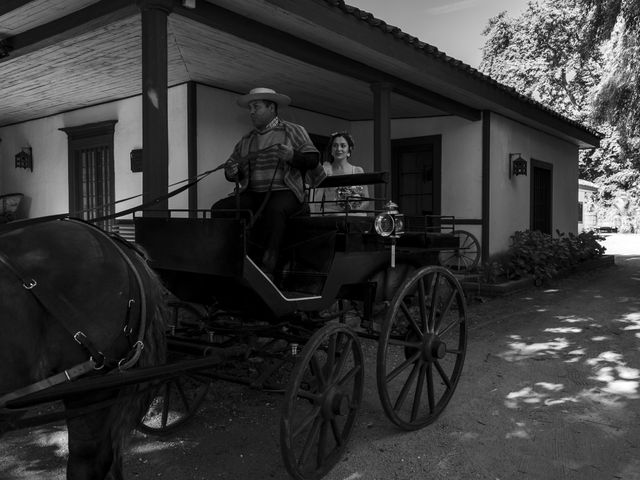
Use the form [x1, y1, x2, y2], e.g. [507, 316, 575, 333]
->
[175, 2, 481, 121]
[0, 0, 138, 63]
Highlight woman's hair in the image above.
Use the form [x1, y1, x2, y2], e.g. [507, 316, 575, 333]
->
[327, 131, 355, 162]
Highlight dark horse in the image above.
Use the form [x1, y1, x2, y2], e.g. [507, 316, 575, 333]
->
[0, 216, 169, 479]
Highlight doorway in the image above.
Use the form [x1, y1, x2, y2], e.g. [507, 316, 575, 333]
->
[530, 159, 553, 234]
[392, 135, 441, 217]
[61, 121, 117, 232]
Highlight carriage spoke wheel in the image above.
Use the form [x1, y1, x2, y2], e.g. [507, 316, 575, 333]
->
[281, 323, 364, 480]
[438, 230, 480, 274]
[377, 266, 467, 430]
[138, 372, 210, 435]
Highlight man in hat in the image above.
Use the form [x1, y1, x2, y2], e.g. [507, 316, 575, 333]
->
[212, 87, 326, 278]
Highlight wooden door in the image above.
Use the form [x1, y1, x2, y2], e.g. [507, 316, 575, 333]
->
[61, 121, 117, 232]
[531, 160, 553, 234]
[392, 136, 441, 217]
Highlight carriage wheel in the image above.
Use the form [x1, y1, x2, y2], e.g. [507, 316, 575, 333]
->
[377, 266, 467, 430]
[438, 230, 480, 274]
[138, 372, 210, 435]
[281, 323, 364, 480]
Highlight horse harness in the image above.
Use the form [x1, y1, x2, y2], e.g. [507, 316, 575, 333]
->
[0, 217, 149, 408]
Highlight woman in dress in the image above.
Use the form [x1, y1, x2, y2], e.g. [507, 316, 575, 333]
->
[315, 131, 370, 215]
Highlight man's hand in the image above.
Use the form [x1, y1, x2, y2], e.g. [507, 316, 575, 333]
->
[224, 160, 240, 179]
[275, 143, 294, 162]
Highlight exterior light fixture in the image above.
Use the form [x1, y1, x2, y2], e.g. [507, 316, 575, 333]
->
[15, 147, 33, 172]
[374, 201, 405, 268]
[509, 153, 527, 178]
[130, 148, 143, 172]
[374, 201, 404, 238]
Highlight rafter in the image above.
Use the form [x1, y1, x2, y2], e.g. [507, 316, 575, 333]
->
[0, 0, 137, 64]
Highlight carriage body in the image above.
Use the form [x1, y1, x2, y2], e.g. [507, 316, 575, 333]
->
[135, 212, 393, 316]
[133, 172, 460, 318]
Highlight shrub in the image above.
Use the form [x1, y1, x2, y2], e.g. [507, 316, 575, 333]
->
[481, 230, 605, 284]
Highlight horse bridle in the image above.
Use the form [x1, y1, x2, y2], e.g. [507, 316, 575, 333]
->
[0, 217, 149, 408]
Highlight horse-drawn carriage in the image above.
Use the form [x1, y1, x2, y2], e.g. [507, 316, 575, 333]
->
[0, 172, 469, 480]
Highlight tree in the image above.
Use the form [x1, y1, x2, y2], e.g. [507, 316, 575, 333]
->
[572, 0, 640, 157]
[480, 0, 640, 231]
[480, 1, 600, 124]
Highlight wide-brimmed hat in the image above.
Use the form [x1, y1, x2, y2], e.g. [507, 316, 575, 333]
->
[237, 87, 291, 108]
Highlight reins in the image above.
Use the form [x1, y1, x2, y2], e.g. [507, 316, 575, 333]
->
[89, 164, 224, 223]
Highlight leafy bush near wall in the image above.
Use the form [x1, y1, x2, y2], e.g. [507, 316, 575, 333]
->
[481, 230, 605, 283]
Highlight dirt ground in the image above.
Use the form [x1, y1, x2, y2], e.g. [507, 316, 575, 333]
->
[1, 233, 639, 480]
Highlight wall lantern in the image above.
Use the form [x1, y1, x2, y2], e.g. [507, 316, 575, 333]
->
[509, 153, 527, 178]
[15, 147, 33, 172]
[130, 148, 143, 172]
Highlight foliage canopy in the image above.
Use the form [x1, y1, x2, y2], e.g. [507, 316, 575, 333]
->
[479, 0, 640, 231]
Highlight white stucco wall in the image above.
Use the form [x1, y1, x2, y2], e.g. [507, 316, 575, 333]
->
[195, 85, 349, 209]
[489, 113, 579, 255]
[350, 116, 483, 241]
[0, 83, 581, 258]
[0, 118, 69, 218]
[194, 99, 483, 229]
[0, 84, 189, 219]
[391, 117, 483, 222]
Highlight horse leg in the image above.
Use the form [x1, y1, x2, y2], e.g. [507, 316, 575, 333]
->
[64, 394, 121, 480]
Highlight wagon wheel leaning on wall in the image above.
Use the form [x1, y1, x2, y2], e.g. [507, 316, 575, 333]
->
[138, 301, 211, 435]
[376, 265, 467, 430]
[438, 230, 480, 274]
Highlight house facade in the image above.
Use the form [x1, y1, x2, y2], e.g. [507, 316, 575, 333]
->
[578, 179, 598, 232]
[0, 0, 600, 260]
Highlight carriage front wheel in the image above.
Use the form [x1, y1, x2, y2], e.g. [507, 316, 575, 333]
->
[280, 323, 364, 480]
[377, 266, 467, 430]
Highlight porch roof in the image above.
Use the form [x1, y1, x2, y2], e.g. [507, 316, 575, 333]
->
[0, 0, 600, 148]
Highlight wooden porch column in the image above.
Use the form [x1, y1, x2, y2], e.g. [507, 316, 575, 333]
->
[370, 82, 393, 199]
[481, 110, 491, 263]
[138, 0, 172, 213]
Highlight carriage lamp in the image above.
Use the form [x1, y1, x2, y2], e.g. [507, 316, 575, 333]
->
[375, 201, 404, 268]
[374, 201, 404, 238]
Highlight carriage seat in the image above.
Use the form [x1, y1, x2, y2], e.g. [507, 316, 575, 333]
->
[282, 214, 374, 252]
[288, 214, 372, 235]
